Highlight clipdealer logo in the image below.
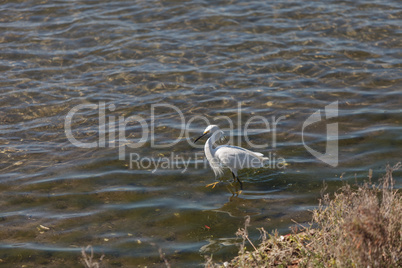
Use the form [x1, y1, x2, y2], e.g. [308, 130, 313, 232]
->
[64, 101, 338, 171]
[302, 101, 338, 167]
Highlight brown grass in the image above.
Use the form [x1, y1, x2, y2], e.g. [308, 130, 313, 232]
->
[208, 163, 401, 268]
[80, 243, 171, 268]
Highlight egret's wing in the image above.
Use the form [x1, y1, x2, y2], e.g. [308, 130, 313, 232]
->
[215, 145, 268, 170]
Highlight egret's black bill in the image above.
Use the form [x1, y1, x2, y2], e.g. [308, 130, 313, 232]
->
[194, 132, 208, 143]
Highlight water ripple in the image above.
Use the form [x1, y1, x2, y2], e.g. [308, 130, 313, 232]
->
[0, 0, 401, 266]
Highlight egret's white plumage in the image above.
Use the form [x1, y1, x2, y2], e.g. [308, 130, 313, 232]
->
[195, 125, 268, 189]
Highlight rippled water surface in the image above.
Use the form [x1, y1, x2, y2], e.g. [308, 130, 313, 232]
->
[1, 0, 401, 266]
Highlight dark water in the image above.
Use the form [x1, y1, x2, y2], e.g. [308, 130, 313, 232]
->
[0, 0, 401, 266]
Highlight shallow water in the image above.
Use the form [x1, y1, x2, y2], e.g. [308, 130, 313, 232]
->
[0, 0, 401, 266]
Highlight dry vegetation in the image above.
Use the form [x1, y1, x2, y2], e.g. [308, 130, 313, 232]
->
[207, 163, 401, 268]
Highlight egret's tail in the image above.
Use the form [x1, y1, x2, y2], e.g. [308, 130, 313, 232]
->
[261, 157, 269, 166]
[251, 152, 269, 163]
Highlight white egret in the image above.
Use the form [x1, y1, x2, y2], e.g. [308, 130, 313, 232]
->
[194, 125, 269, 189]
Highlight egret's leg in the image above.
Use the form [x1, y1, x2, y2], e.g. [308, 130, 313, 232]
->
[231, 171, 236, 182]
[206, 181, 219, 188]
[237, 177, 243, 190]
[232, 172, 243, 190]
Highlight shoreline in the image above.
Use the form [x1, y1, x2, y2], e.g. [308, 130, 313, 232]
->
[207, 163, 401, 268]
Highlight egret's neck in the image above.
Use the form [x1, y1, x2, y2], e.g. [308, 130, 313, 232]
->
[204, 131, 222, 161]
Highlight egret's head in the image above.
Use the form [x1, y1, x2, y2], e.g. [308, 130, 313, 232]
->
[194, 125, 220, 143]
[203, 125, 219, 134]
